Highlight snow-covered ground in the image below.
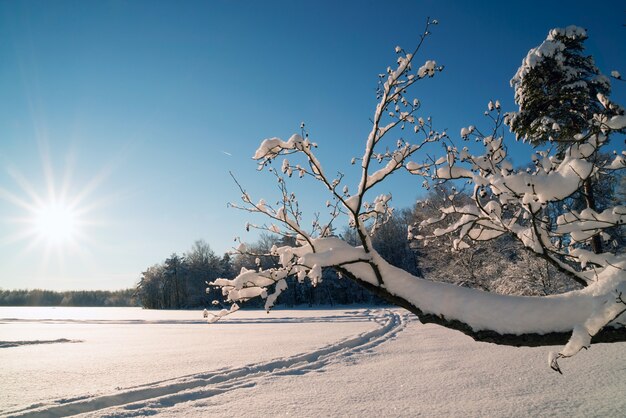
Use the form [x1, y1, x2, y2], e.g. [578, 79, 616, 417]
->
[1, 306, 624, 417]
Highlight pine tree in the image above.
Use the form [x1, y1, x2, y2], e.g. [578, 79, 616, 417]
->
[506, 26, 619, 254]
[506, 26, 611, 146]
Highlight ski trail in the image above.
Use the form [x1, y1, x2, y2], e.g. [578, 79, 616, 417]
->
[5, 309, 408, 418]
[0, 339, 82, 348]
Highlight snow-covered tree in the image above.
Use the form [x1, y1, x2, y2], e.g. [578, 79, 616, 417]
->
[506, 26, 613, 146]
[506, 26, 623, 255]
[409, 189, 578, 296]
[209, 20, 626, 372]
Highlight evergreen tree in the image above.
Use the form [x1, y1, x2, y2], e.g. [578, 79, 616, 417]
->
[506, 26, 624, 254]
[506, 25, 611, 145]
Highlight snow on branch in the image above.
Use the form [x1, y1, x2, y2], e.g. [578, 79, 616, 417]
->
[210, 20, 626, 372]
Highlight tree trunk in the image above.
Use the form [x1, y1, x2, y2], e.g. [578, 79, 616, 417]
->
[583, 178, 603, 254]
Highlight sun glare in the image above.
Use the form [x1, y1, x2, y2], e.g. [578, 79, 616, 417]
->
[0, 143, 113, 270]
[33, 202, 77, 245]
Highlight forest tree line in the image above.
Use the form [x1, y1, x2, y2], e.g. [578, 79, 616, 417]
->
[0, 288, 136, 307]
[135, 239, 384, 309]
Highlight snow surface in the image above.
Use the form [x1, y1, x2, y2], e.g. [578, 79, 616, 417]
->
[1, 307, 625, 417]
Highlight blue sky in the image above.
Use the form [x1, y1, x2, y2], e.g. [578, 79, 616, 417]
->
[1, 0, 624, 290]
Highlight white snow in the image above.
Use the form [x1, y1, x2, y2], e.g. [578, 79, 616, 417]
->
[2, 307, 624, 417]
[418, 60, 437, 78]
[0, 307, 376, 416]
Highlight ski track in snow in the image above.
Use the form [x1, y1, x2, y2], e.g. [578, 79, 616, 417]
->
[0, 339, 82, 348]
[4, 309, 408, 418]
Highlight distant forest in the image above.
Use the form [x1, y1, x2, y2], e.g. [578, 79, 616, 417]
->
[135, 238, 385, 310]
[0, 288, 136, 307]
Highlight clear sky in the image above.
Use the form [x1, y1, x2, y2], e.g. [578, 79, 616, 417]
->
[1, 0, 624, 290]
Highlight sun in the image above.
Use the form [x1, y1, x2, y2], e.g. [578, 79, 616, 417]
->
[33, 201, 77, 245]
[0, 139, 117, 281]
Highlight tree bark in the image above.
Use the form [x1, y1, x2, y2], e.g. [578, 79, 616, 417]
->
[583, 178, 603, 254]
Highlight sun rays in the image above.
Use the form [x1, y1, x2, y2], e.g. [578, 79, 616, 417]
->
[0, 146, 104, 271]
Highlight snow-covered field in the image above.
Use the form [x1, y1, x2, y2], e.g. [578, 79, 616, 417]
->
[1, 306, 624, 417]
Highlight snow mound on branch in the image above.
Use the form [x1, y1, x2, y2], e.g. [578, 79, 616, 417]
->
[547, 25, 587, 41]
[254, 134, 305, 160]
